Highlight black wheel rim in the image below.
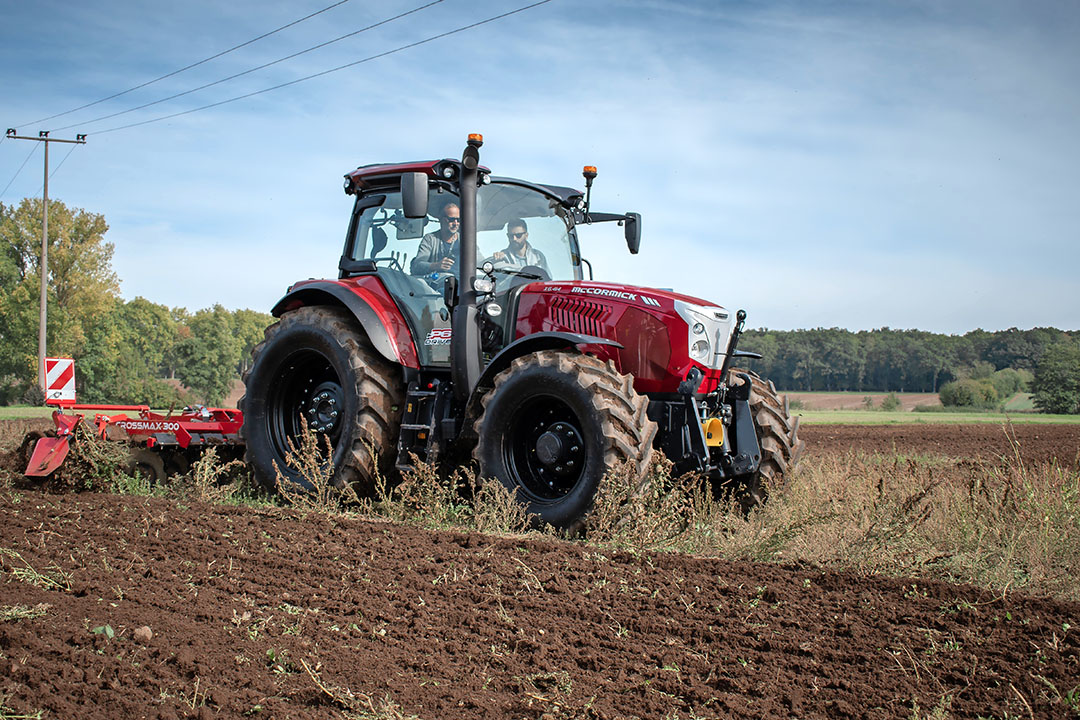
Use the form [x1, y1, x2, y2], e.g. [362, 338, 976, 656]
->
[504, 395, 586, 501]
[267, 349, 344, 466]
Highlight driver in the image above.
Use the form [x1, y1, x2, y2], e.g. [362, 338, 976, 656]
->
[410, 203, 460, 276]
[486, 218, 549, 275]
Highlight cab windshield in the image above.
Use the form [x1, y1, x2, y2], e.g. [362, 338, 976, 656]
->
[346, 181, 581, 365]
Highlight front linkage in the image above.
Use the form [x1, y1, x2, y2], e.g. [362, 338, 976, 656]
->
[648, 308, 764, 484]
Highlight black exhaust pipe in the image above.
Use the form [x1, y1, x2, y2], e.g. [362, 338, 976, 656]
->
[452, 135, 483, 404]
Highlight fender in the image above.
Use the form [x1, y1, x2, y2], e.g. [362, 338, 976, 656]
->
[271, 281, 419, 368]
[468, 332, 623, 409]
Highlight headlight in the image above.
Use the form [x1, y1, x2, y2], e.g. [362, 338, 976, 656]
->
[675, 300, 733, 370]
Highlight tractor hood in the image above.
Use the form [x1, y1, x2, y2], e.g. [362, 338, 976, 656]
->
[527, 280, 728, 316]
[513, 281, 735, 394]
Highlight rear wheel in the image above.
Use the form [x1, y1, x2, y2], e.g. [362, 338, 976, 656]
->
[240, 306, 404, 492]
[474, 351, 657, 531]
[730, 368, 804, 508]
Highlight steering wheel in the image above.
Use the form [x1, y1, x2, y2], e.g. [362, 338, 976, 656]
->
[484, 265, 550, 282]
[370, 256, 404, 273]
[520, 265, 550, 282]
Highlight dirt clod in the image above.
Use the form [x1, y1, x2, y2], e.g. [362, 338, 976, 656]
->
[133, 625, 153, 643]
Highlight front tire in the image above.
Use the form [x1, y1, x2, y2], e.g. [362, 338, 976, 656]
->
[474, 351, 657, 531]
[240, 306, 404, 492]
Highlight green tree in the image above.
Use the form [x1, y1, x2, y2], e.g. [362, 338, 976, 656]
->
[173, 305, 241, 405]
[1031, 342, 1080, 414]
[0, 198, 118, 401]
[232, 308, 273, 376]
[939, 378, 999, 409]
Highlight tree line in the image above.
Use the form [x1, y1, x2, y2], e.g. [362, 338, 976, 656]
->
[1, 198, 272, 407]
[741, 326, 1080, 413]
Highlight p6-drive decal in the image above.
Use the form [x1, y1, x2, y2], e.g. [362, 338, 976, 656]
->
[424, 328, 452, 346]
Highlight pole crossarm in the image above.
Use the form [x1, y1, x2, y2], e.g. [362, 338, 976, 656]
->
[5, 128, 87, 391]
[6, 129, 87, 144]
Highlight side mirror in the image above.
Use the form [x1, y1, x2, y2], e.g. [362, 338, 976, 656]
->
[401, 172, 428, 219]
[624, 212, 641, 254]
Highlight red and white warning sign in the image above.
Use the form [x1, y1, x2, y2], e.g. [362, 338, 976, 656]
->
[44, 357, 76, 405]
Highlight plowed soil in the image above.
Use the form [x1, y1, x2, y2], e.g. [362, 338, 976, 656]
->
[800, 423, 1080, 469]
[2, 421, 1079, 719]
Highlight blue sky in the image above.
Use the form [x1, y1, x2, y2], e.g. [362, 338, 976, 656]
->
[1, 0, 1077, 334]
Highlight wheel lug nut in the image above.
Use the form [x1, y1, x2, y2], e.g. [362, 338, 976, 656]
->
[328, 398, 336, 405]
[571, 446, 579, 453]
[308, 408, 316, 416]
[330, 411, 338, 419]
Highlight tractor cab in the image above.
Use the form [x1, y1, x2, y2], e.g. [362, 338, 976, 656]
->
[340, 168, 585, 365]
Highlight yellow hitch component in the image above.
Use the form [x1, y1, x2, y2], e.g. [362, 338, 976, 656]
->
[702, 418, 724, 447]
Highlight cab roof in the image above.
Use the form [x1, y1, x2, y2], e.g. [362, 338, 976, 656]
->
[344, 160, 583, 207]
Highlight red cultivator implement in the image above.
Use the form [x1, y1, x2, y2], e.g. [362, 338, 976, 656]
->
[24, 360, 244, 481]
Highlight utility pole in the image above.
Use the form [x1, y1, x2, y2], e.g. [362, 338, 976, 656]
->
[5, 128, 86, 392]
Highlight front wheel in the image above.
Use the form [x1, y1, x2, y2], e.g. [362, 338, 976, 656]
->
[239, 306, 404, 492]
[474, 351, 657, 531]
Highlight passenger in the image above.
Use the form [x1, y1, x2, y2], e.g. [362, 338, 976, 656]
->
[410, 203, 460, 276]
[486, 218, 549, 275]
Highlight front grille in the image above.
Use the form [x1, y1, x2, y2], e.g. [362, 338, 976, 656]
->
[549, 295, 607, 337]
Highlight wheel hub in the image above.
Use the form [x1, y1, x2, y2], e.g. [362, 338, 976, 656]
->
[304, 381, 342, 434]
[512, 408, 585, 499]
[534, 423, 581, 472]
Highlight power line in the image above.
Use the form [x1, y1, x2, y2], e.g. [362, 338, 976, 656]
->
[93, 0, 555, 136]
[0, 142, 40, 201]
[23, 0, 358, 127]
[51, 0, 444, 133]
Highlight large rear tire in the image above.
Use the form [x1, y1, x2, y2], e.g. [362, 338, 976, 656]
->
[730, 368, 804, 508]
[240, 306, 404, 492]
[474, 351, 657, 531]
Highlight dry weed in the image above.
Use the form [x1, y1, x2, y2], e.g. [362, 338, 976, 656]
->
[189, 447, 248, 503]
[589, 455, 698, 552]
[366, 455, 468, 529]
[469, 469, 532, 535]
[273, 418, 359, 514]
[300, 657, 419, 719]
[691, 443, 1080, 601]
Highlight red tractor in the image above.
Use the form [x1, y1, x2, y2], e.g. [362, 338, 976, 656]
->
[241, 135, 802, 529]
